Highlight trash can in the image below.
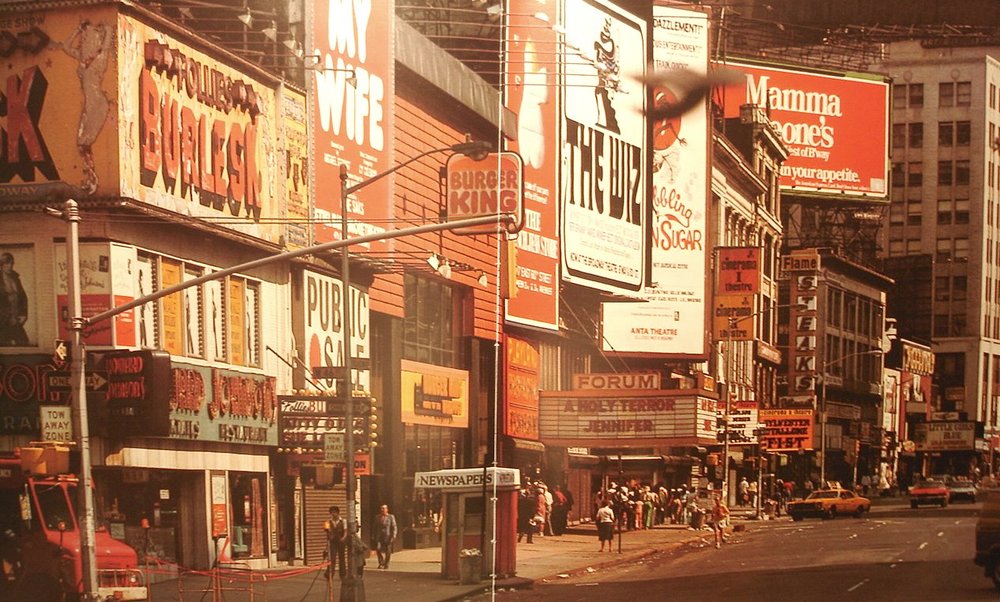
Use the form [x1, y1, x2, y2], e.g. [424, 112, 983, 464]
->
[459, 548, 482, 584]
[690, 508, 705, 529]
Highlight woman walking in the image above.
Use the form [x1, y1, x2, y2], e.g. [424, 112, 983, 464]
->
[596, 499, 615, 552]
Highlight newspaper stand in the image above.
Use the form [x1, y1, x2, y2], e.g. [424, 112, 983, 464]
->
[414, 467, 520, 581]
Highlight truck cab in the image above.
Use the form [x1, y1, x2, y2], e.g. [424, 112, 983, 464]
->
[0, 456, 146, 600]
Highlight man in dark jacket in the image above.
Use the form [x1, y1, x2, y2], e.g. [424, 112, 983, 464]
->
[374, 504, 398, 569]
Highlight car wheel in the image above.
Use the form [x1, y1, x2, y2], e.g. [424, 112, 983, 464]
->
[853, 505, 866, 518]
[823, 507, 836, 520]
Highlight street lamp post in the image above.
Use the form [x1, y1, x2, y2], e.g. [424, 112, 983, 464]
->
[818, 349, 884, 487]
[56, 140, 501, 602]
[337, 139, 491, 602]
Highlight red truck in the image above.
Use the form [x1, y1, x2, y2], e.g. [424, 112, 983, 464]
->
[0, 456, 147, 600]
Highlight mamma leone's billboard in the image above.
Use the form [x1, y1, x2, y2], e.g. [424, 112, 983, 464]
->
[721, 62, 889, 199]
[602, 4, 709, 357]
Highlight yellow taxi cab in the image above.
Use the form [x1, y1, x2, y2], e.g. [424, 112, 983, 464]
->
[787, 487, 871, 521]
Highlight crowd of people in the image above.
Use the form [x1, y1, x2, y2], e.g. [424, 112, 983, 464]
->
[592, 482, 707, 530]
[516, 480, 574, 543]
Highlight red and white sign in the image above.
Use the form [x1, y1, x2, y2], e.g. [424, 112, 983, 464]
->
[302, 270, 371, 393]
[445, 152, 523, 234]
[539, 389, 716, 446]
[760, 409, 814, 451]
[720, 62, 889, 199]
[307, 0, 394, 249]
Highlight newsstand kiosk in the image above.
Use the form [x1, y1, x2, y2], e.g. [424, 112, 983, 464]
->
[414, 467, 520, 582]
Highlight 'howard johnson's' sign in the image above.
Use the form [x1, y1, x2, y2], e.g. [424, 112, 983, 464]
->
[414, 467, 521, 491]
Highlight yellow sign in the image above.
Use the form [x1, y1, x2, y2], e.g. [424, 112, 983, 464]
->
[401, 360, 469, 429]
[713, 295, 754, 341]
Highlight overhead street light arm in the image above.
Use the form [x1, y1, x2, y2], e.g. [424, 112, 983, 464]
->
[343, 140, 493, 196]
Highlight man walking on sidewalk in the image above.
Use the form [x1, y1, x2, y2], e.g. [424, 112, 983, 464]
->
[374, 504, 398, 569]
[711, 496, 730, 549]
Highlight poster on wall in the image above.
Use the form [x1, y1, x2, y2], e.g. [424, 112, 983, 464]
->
[306, 0, 395, 250]
[281, 90, 311, 250]
[504, 0, 560, 330]
[135, 254, 157, 349]
[601, 4, 709, 356]
[560, 0, 647, 293]
[204, 276, 225, 362]
[0, 245, 37, 347]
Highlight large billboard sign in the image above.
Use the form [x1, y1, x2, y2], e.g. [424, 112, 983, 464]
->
[504, 0, 561, 329]
[560, 0, 647, 293]
[301, 270, 371, 393]
[307, 0, 394, 250]
[720, 62, 889, 199]
[504, 336, 540, 440]
[601, 4, 708, 355]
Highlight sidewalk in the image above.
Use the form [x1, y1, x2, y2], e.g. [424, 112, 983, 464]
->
[147, 519, 749, 601]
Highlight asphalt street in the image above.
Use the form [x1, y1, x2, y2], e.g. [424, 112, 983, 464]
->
[488, 498, 996, 601]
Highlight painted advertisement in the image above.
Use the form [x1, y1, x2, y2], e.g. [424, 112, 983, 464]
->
[504, 0, 560, 330]
[168, 361, 277, 445]
[539, 389, 717, 446]
[118, 15, 281, 243]
[55, 241, 135, 347]
[306, 0, 394, 249]
[302, 269, 371, 393]
[504, 336, 540, 440]
[401, 360, 469, 429]
[720, 62, 889, 198]
[560, 0, 647, 293]
[602, 4, 708, 354]
[282, 89, 311, 250]
[0, 5, 120, 198]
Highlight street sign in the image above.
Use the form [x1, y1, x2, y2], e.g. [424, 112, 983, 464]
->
[311, 358, 372, 379]
[53, 339, 70, 366]
[40, 405, 73, 441]
[46, 370, 109, 392]
[324, 434, 346, 463]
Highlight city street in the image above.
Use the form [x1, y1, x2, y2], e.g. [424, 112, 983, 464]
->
[486, 498, 996, 601]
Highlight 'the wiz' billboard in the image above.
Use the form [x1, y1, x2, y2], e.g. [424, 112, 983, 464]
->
[721, 62, 889, 200]
[560, 0, 648, 293]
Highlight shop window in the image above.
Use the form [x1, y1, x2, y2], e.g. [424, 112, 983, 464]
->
[229, 473, 267, 558]
[136, 253, 159, 348]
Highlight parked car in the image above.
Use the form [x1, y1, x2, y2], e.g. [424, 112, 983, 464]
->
[910, 479, 950, 508]
[974, 484, 1000, 589]
[787, 488, 870, 521]
[945, 476, 977, 503]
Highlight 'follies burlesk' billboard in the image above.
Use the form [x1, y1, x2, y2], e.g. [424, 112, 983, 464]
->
[307, 0, 394, 250]
[602, 4, 709, 355]
[560, 0, 647, 293]
[504, 0, 560, 330]
[720, 62, 889, 199]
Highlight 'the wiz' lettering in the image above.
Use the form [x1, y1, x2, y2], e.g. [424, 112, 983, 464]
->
[1, 66, 57, 183]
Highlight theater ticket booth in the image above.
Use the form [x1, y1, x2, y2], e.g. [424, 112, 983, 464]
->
[414, 467, 520, 580]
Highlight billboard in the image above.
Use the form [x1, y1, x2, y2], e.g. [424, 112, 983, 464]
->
[913, 422, 975, 451]
[307, 0, 394, 250]
[119, 14, 282, 243]
[760, 409, 814, 451]
[302, 270, 371, 393]
[720, 62, 889, 199]
[504, 336, 540, 440]
[401, 360, 469, 429]
[712, 247, 761, 342]
[600, 4, 708, 355]
[504, 0, 561, 330]
[560, 0, 647, 293]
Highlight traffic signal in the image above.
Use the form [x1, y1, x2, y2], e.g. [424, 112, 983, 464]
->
[366, 396, 379, 449]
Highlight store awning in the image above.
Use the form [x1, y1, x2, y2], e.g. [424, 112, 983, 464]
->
[509, 437, 545, 453]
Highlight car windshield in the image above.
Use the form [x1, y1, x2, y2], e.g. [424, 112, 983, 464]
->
[809, 491, 839, 499]
[917, 480, 944, 488]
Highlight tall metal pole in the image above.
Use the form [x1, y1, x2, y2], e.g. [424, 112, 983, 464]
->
[819, 372, 827, 488]
[340, 165, 362, 601]
[66, 199, 99, 600]
[721, 333, 732, 507]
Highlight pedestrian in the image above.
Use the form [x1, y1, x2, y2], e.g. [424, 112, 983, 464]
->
[551, 485, 570, 535]
[596, 499, 615, 552]
[534, 483, 548, 536]
[747, 479, 758, 508]
[373, 504, 397, 569]
[711, 496, 730, 549]
[541, 483, 554, 536]
[517, 487, 535, 543]
[738, 477, 749, 507]
[324, 505, 347, 578]
[878, 473, 891, 497]
[643, 486, 654, 529]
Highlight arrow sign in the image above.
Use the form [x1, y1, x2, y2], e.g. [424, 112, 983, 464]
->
[46, 370, 109, 392]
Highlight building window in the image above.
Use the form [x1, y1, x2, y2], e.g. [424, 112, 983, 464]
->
[956, 197, 970, 224]
[956, 121, 971, 146]
[890, 203, 905, 225]
[935, 276, 950, 301]
[956, 160, 970, 185]
[952, 312, 968, 336]
[892, 123, 905, 149]
[888, 240, 904, 255]
[936, 238, 952, 261]
[939, 121, 954, 146]
[907, 122, 922, 148]
[907, 162, 923, 187]
[954, 276, 968, 301]
[939, 161, 953, 186]
[891, 162, 904, 187]
[906, 239, 922, 255]
[403, 273, 460, 367]
[906, 202, 922, 226]
[937, 198, 953, 225]
[958, 81, 972, 106]
[955, 237, 970, 260]
[991, 83, 997, 110]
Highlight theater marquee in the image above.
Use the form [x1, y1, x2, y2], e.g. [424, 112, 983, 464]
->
[539, 389, 716, 447]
